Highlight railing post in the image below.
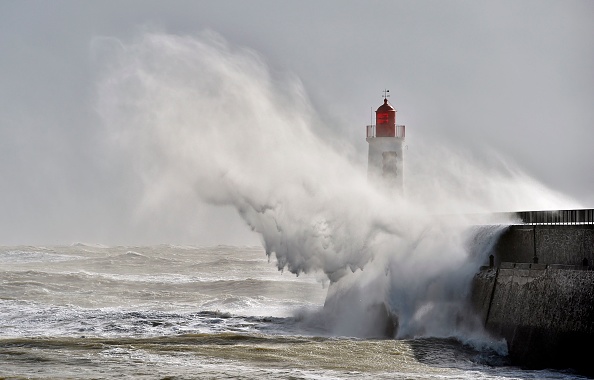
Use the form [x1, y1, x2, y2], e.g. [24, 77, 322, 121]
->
[533, 226, 538, 263]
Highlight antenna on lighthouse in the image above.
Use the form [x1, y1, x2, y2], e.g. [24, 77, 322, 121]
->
[382, 89, 390, 99]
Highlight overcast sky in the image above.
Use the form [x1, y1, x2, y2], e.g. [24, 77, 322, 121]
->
[1, 0, 592, 245]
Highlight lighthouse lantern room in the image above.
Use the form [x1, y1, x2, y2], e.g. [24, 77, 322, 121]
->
[366, 91, 405, 192]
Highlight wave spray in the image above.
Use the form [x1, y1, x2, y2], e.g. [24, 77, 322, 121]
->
[96, 31, 579, 344]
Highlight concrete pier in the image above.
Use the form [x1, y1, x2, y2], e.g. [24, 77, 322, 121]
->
[491, 225, 594, 267]
[470, 212, 594, 376]
[472, 265, 594, 374]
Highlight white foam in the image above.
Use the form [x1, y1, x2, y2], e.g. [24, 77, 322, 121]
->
[95, 31, 581, 341]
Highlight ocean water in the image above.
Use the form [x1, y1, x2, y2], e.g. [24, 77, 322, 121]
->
[0, 245, 587, 379]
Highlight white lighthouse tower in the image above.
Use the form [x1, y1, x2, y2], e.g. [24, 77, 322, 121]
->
[366, 91, 405, 192]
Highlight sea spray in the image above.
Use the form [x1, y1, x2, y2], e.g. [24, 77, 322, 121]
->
[95, 30, 580, 342]
[318, 219, 512, 341]
[96, 30, 404, 280]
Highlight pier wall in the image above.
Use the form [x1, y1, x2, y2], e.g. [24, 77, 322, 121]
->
[471, 222, 594, 375]
[472, 265, 594, 374]
[491, 225, 594, 266]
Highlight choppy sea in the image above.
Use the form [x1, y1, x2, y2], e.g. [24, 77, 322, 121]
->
[0, 244, 588, 379]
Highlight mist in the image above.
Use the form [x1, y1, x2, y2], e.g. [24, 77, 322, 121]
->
[94, 31, 582, 341]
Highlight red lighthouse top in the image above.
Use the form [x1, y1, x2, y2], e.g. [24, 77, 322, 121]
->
[375, 98, 396, 137]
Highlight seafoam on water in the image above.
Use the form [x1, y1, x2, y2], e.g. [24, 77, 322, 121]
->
[0, 244, 588, 380]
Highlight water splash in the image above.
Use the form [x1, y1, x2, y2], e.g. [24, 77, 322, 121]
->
[95, 30, 580, 341]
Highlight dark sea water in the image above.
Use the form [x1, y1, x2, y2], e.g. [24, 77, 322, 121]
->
[0, 245, 588, 379]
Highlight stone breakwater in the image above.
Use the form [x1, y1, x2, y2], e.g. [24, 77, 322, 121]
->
[491, 224, 594, 267]
[471, 224, 594, 376]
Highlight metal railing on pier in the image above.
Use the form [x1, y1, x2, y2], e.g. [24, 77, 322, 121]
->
[511, 209, 594, 225]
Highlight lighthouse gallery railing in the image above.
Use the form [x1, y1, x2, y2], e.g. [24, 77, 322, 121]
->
[366, 125, 406, 139]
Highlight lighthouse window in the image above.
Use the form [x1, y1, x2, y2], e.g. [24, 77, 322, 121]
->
[377, 113, 389, 124]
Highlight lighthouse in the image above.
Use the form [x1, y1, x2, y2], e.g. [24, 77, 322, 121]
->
[366, 91, 405, 192]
